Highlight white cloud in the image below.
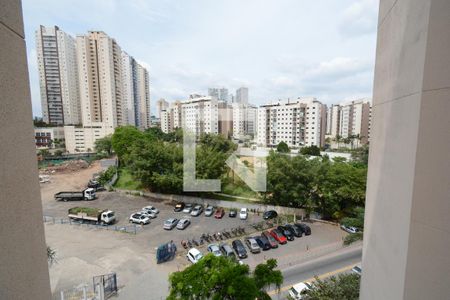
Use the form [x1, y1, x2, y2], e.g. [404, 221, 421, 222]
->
[339, 0, 379, 37]
[23, 0, 377, 115]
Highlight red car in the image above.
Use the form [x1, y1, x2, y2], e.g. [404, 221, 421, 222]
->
[262, 231, 279, 248]
[270, 229, 287, 244]
[214, 207, 225, 219]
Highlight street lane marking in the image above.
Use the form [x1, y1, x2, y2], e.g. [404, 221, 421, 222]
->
[267, 263, 357, 295]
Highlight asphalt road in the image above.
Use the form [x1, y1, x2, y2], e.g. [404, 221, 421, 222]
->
[269, 245, 363, 299]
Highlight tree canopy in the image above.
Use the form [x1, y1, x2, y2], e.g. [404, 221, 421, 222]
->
[266, 152, 367, 219]
[300, 145, 321, 156]
[276, 141, 290, 153]
[304, 273, 360, 300]
[168, 255, 282, 300]
[94, 135, 113, 156]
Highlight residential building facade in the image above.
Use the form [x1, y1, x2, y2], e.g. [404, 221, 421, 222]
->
[256, 97, 325, 148]
[232, 102, 257, 139]
[34, 28, 152, 153]
[36, 26, 81, 125]
[34, 127, 65, 149]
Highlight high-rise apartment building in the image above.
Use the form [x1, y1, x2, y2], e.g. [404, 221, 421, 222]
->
[208, 87, 229, 102]
[156, 98, 169, 119]
[326, 104, 341, 138]
[38, 28, 153, 153]
[235, 87, 248, 104]
[232, 102, 257, 139]
[256, 97, 325, 148]
[76, 31, 124, 132]
[136, 64, 150, 129]
[325, 99, 371, 145]
[181, 95, 218, 136]
[36, 26, 81, 125]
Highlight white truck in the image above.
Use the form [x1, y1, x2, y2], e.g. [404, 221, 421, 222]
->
[54, 188, 96, 201]
[68, 207, 116, 225]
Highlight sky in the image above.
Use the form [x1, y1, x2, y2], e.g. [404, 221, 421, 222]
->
[23, 0, 379, 117]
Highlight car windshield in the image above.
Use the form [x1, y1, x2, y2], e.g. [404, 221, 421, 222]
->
[165, 220, 172, 224]
[195, 253, 202, 260]
[290, 287, 298, 296]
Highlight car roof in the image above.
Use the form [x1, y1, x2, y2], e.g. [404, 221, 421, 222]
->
[188, 248, 201, 255]
[292, 282, 311, 292]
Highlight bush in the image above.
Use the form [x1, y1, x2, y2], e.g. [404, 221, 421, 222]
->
[98, 166, 117, 185]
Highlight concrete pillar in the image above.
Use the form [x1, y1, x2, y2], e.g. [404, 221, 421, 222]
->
[361, 1, 450, 299]
[0, 0, 51, 299]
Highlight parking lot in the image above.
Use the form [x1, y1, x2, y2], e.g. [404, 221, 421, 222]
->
[40, 162, 347, 298]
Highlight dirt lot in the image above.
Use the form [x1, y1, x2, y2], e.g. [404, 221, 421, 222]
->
[41, 161, 346, 299]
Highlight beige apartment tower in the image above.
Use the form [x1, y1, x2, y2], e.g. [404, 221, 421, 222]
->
[361, 0, 450, 299]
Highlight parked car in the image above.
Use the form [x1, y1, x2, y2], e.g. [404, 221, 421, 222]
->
[214, 207, 225, 219]
[142, 205, 159, 214]
[140, 210, 156, 219]
[176, 218, 190, 230]
[220, 243, 236, 260]
[229, 209, 237, 218]
[270, 229, 287, 244]
[263, 210, 278, 220]
[341, 224, 359, 234]
[239, 208, 248, 220]
[254, 235, 271, 251]
[129, 213, 150, 225]
[352, 264, 362, 276]
[205, 205, 215, 217]
[163, 218, 179, 230]
[207, 244, 222, 257]
[191, 204, 203, 217]
[187, 248, 203, 264]
[232, 239, 248, 259]
[262, 231, 279, 248]
[277, 225, 295, 241]
[174, 202, 185, 212]
[285, 224, 302, 237]
[289, 282, 313, 299]
[295, 223, 311, 235]
[183, 203, 193, 213]
[245, 237, 261, 254]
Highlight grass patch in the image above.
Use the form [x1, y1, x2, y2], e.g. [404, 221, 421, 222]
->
[114, 168, 143, 191]
[221, 181, 261, 199]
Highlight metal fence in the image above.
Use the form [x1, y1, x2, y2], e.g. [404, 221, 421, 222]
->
[58, 273, 117, 300]
[43, 215, 140, 235]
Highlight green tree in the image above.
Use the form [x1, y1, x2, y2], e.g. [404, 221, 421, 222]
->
[304, 273, 360, 300]
[111, 126, 144, 162]
[94, 135, 113, 156]
[276, 141, 290, 153]
[38, 149, 51, 157]
[300, 145, 321, 156]
[168, 255, 282, 300]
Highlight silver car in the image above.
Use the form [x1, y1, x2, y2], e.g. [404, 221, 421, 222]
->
[191, 205, 203, 217]
[245, 237, 261, 254]
[163, 218, 179, 230]
[183, 203, 193, 213]
[207, 244, 222, 256]
[176, 218, 191, 230]
[205, 205, 214, 217]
